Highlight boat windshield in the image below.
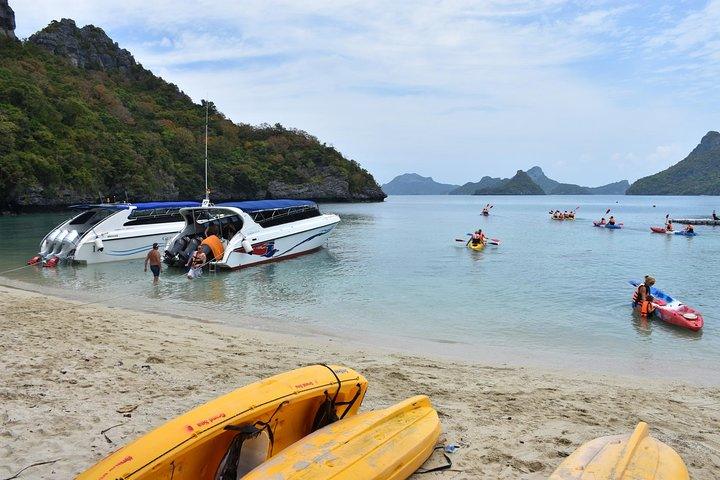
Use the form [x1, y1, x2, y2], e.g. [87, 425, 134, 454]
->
[68, 208, 116, 226]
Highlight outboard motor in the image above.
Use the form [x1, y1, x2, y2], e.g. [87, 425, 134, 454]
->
[165, 235, 190, 259]
[178, 237, 201, 265]
[40, 229, 62, 256]
[50, 230, 69, 256]
[58, 230, 79, 258]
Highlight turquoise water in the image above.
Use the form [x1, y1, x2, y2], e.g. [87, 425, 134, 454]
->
[1, 195, 719, 382]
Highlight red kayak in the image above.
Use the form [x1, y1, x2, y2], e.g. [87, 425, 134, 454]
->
[630, 281, 703, 331]
[650, 226, 671, 234]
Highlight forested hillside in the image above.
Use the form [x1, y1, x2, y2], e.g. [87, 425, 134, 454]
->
[0, 17, 384, 210]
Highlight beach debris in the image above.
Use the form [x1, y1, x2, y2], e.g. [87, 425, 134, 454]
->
[145, 355, 164, 364]
[1, 459, 60, 480]
[444, 443, 460, 453]
[101, 423, 125, 444]
[116, 404, 138, 414]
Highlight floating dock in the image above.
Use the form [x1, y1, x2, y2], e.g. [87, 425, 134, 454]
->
[670, 218, 720, 226]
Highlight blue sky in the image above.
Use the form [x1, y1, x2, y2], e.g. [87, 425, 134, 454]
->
[12, 1, 720, 186]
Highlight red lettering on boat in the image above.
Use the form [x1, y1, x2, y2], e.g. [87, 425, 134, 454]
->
[196, 412, 226, 427]
[98, 455, 133, 480]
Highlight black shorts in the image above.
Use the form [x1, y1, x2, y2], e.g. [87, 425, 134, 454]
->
[150, 265, 160, 277]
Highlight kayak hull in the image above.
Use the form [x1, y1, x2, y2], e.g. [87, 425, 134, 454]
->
[594, 222, 621, 229]
[243, 395, 441, 480]
[674, 231, 697, 237]
[550, 422, 689, 480]
[77, 365, 368, 480]
[467, 240, 485, 251]
[650, 226, 671, 234]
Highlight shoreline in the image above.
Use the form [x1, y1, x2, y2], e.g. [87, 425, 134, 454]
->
[1, 274, 718, 386]
[1, 285, 719, 479]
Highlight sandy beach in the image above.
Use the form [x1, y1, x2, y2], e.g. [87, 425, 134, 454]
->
[1, 284, 719, 479]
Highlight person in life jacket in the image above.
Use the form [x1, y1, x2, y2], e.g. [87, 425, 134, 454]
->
[684, 224, 694, 234]
[607, 215, 616, 225]
[471, 229, 486, 245]
[665, 219, 674, 231]
[598, 217, 606, 225]
[632, 275, 656, 317]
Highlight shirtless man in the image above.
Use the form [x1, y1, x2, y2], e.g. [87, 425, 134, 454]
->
[144, 243, 162, 285]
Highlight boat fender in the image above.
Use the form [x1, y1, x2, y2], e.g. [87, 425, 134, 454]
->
[27, 255, 42, 265]
[241, 238, 254, 255]
[94, 237, 104, 252]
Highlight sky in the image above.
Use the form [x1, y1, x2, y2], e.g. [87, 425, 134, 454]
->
[11, 1, 720, 186]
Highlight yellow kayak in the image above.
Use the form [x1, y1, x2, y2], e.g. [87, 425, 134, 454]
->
[467, 240, 485, 251]
[549, 422, 689, 480]
[77, 365, 368, 480]
[243, 395, 441, 480]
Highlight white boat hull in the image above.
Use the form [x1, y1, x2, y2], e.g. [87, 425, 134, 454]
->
[72, 226, 183, 264]
[219, 221, 338, 269]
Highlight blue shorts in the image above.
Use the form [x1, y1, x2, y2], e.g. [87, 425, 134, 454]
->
[150, 265, 160, 277]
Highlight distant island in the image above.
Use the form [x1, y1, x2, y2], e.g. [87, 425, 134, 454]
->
[383, 166, 628, 195]
[0, 4, 385, 212]
[627, 131, 720, 195]
[476, 170, 545, 195]
[381, 173, 459, 195]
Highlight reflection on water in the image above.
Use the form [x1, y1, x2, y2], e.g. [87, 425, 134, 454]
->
[1, 195, 719, 381]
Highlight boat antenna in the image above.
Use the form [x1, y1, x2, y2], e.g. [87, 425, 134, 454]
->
[203, 100, 210, 207]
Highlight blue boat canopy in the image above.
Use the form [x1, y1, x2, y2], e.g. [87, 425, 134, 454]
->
[217, 199, 317, 212]
[70, 201, 201, 211]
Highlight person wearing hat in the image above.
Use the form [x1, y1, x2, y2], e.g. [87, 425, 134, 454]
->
[632, 275, 656, 317]
[144, 243, 163, 285]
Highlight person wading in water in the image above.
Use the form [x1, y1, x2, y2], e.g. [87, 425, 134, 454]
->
[632, 275, 656, 317]
[144, 243, 163, 285]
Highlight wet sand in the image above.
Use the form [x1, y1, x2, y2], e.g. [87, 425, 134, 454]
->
[1, 285, 719, 479]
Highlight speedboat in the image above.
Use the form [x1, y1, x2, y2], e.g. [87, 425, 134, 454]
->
[163, 199, 340, 270]
[28, 201, 200, 266]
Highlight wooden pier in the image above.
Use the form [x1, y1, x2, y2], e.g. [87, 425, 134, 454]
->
[670, 218, 720, 226]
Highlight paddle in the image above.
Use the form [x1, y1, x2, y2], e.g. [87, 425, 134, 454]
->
[463, 233, 501, 245]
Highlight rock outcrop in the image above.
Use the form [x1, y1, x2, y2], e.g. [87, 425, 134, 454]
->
[0, 0, 16, 41]
[29, 19, 138, 75]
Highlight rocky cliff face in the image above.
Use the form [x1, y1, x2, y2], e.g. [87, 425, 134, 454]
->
[29, 19, 138, 75]
[0, 0, 16, 41]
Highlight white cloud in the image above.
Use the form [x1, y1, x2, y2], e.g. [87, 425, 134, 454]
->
[9, 1, 720, 185]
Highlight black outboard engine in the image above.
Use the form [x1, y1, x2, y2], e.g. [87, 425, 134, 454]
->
[178, 237, 201, 264]
[164, 235, 190, 266]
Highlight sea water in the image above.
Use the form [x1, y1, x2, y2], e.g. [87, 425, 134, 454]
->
[1, 195, 718, 382]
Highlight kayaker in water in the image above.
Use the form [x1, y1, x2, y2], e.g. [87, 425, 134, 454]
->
[665, 219, 674, 231]
[685, 224, 694, 234]
[632, 276, 656, 317]
[598, 217, 606, 225]
[608, 216, 616, 226]
[713, 210, 719, 221]
[471, 229, 486, 245]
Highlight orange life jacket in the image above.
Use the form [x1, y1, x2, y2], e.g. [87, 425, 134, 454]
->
[639, 300, 654, 317]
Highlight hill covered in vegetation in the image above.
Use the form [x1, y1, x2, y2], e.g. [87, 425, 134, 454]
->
[476, 170, 545, 195]
[0, 14, 384, 211]
[381, 173, 458, 195]
[627, 131, 720, 195]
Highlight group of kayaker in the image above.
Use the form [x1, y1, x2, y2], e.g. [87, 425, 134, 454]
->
[550, 210, 575, 220]
[469, 229, 486, 246]
[660, 220, 694, 233]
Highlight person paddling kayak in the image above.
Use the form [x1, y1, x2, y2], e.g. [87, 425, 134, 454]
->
[607, 216, 617, 226]
[632, 275, 656, 317]
[684, 224, 694, 234]
[470, 229, 486, 246]
[665, 219, 674, 232]
[713, 210, 719, 221]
